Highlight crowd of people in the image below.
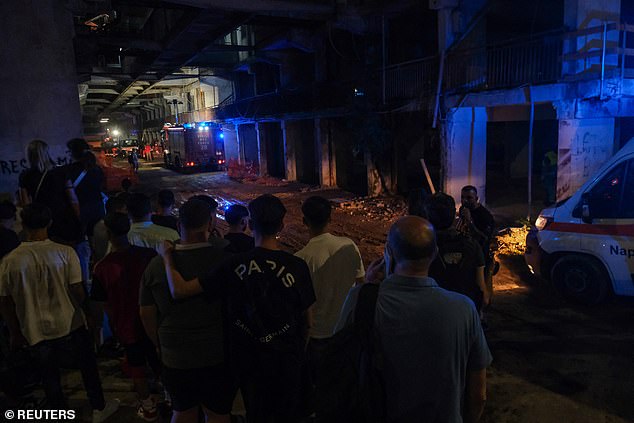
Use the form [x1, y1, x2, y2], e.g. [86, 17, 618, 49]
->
[0, 138, 497, 423]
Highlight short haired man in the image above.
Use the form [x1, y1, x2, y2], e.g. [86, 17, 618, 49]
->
[91, 212, 160, 421]
[223, 204, 254, 253]
[425, 193, 489, 310]
[0, 204, 119, 423]
[66, 139, 105, 237]
[152, 189, 178, 232]
[457, 186, 496, 303]
[92, 195, 127, 264]
[295, 196, 364, 389]
[140, 199, 234, 423]
[190, 194, 224, 240]
[127, 193, 179, 251]
[158, 194, 316, 423]
[337, 216, 491, 422]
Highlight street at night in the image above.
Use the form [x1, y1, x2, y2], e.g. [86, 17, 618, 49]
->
[3, 1, 634, 422]
[35, 160, 632, 422]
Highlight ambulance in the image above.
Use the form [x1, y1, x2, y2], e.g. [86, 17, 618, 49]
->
[525, 138, 634, 304]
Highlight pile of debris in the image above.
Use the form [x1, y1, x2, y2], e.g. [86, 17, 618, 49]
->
[495, 226, 530, 256]
[331, 196, 407, 222]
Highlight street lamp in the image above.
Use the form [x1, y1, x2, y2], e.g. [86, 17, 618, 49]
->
[169, 99, 184, 123]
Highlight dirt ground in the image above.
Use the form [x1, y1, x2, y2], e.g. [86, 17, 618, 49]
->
[15, 160, 633, 422]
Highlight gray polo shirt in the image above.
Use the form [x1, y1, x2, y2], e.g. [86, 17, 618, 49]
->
[376, 274, 492, 423]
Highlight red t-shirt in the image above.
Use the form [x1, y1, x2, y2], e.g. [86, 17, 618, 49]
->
[91, 246, 157, 344]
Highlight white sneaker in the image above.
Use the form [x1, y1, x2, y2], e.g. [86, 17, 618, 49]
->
[93, 399, 120, 423]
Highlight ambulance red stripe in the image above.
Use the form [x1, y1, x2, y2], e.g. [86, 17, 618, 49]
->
[547, 222, 634, 236]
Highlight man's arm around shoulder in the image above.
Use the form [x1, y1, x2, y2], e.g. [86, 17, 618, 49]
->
[158, 241, 203, 299]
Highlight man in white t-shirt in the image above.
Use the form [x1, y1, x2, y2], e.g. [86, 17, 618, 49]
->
[127, 193, 179, 251]
[0, 204, 119, 423]
[295, 196, 365, 395]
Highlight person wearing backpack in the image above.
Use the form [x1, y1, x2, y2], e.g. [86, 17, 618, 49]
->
[424, 192, 489, 312]
[338, 216, 492, 423]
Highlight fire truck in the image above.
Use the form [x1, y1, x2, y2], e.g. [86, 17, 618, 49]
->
[162, 122, 226, 171]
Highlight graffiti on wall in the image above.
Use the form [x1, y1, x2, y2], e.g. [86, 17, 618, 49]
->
[557, 119, 615, 201]
[0, 156, 70, 175]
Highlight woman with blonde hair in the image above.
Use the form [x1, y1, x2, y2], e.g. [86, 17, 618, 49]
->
[18, 139, 82, 245]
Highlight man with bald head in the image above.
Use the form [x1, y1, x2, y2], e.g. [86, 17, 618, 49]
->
[336, 216, 491, 423]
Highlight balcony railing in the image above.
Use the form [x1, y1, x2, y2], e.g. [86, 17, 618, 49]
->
[383, 57, 439, 101]
[168, 23, 634, 123]
[445, 32, 563, 91]
[383, 22, 634, 102]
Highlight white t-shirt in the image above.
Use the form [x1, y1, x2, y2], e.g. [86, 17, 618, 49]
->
[128, 221, 179, 252]
[296, 233, 365, 339]
[0, 240, 84, 346]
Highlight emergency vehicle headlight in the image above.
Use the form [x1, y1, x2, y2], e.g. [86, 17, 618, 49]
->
[535, 215, 552, 231]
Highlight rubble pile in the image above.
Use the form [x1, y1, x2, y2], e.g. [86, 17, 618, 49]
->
[495, 226, 530, 256]
[331, 197, 407, 222]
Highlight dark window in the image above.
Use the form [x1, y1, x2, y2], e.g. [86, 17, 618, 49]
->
[587, 161, 627, 219]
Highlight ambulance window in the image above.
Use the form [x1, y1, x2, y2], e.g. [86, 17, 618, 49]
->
[621, 160, 634, 218]
[587, 162, 626, 219]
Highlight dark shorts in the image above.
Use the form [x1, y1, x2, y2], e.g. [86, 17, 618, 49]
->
[162, 363, 237, 413]
[124, 336, 160, 375]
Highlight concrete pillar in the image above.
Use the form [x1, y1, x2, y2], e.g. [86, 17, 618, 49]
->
[315, 118, 335, 187]
[0, 1, 82, 196]
[441, 107, 488, 205]
[556, 117, 616, 201]
[222, 124, 239, 163]
[236, 124, 245, 164]
[431, 0, 486, 51]
[366, 150, 382, 197]
[281, 120, 296, 181]
[256, 122, 268, 176]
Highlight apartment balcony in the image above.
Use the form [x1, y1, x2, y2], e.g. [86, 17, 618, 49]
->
[382, 22, 634, 104]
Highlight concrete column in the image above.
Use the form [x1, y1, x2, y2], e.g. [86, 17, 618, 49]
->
[315, 118, 335, 187]
[366, 150, 382, 197]
[281, 120, 296, 182]
[236, 124, 245, 164]
[0, 1, 82, 196]
[256, 122, 268, 176]
[441, 107, 488, 205]
[556, 117, 616, 201]
[222, 124, 240, 163]
[431, 0, 486, 51]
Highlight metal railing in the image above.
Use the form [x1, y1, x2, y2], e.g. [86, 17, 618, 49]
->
[383, 57, 439, 101]
[444, 31, 563, 92]
[382, 23, 634, 102]
[176, 23, 634, 120]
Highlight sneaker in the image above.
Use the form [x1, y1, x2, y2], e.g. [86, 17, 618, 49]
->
[93, 399, 120, 423]
[137, 398, 158, 422]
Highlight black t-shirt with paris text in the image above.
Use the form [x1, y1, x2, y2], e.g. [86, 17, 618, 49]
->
[200, 247, 315, 355]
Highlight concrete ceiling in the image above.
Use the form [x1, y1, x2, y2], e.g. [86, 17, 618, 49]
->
[73, 0, 336, 125]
